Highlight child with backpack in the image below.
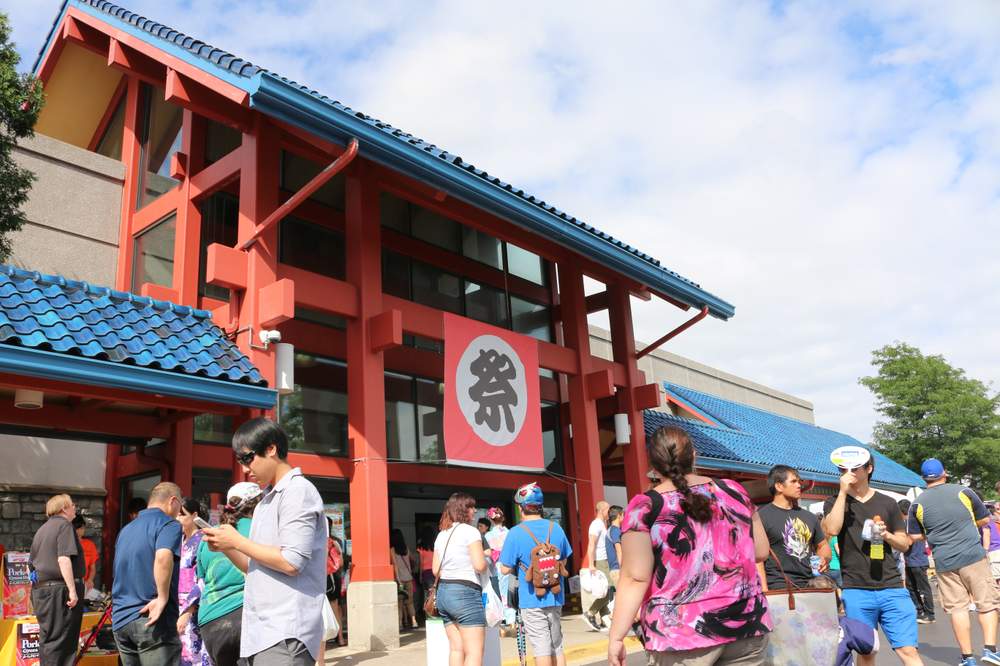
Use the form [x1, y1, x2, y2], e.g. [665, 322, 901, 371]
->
[499, 483, 572, 666]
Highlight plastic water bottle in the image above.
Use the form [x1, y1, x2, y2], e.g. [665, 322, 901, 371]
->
[810, 555, 821, 576]
[870, 514, 884, 561]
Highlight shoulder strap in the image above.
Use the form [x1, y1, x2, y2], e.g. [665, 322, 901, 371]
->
[643, 490, 664, 530]
[544, 520, 554, 545]
[519, 522, 544, 547]
[432, 526, 457, 589]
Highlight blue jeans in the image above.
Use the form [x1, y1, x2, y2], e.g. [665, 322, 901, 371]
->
[114, 617, 181, 666]
[841, 587, 918, 649]
[436, 581, 486, 627]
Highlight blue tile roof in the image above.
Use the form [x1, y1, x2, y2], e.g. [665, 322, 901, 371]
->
[33, 0, 735, 320]
[643, 384, 925, 492]
[0, 265, 265, 386]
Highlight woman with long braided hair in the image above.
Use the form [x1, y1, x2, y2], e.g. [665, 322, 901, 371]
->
[608, 426, 772, 665]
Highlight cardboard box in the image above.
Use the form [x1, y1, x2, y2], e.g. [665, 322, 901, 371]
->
[3, 552, 32, 618]
[16, 621, 40, 666]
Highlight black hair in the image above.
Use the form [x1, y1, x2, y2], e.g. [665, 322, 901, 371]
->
[126, 497, 147, 515]
[768, 465, 799, 497]
[608, 505, 623, 524]
[647, 426, 714, 523]
[521, 503, 543, 516]
[390, 528, 408, 556]
[477, 517, 491, 530]
[417, 526, 437, 550]
[233, 417, 289, 459]
[897, 499, 911, 516]
[72, 515, 85, 529]
[181, 497, 206, 521]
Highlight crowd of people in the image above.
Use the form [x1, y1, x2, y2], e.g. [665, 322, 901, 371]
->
[22, 418, 1000, 665]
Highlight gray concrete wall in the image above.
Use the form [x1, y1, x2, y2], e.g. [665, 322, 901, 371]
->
[589, 325, 815, 423]
[10, 133, 124, 285]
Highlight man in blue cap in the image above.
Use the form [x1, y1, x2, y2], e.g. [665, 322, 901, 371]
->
[908, 458, 1000, 666]
[499, 483, 572, 666]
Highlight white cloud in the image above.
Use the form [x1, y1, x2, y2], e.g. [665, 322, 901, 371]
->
[7, 0, 1000, 443]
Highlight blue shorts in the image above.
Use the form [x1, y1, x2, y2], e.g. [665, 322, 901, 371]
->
[436, 581, 485, 627]
[841, 587, 918, 649]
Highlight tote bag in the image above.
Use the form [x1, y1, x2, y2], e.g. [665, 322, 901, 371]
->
[763, 551, 840, 666]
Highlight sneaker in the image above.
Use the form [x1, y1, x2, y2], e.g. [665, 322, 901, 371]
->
[959, 658, 978, 666]
[982, 649, 1000, 665]
[917, 614, 932, 624]
[582, 612, 602, 632]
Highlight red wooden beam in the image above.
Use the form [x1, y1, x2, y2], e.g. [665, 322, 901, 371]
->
[165, 68, 252, 132]
[61, 15, 109, 58]
[585, 368, 615, 400]
[206, 243, 248, 291]
[0, 401, 168, 439]
[190, 148, 243, 200]
[633, 383, 662, 411]
[369, 309, 403, 353]
[257, 278, 295, 328]
[276, 265, 359, 319]
[108, 38, 164, 85]
[87, 76, 127, 152]
[636, 306, 709, 360]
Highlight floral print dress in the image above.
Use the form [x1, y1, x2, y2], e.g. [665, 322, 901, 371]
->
[178, 530, 212, 666]
[621, 478, 772, 653]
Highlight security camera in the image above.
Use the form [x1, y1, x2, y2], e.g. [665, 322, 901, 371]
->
[258, 329, 282, 345]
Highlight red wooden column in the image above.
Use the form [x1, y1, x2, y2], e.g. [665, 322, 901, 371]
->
[168, 418, 194, 495]
[101, 443, 120, 589]
[344, 162, 397, 650]
[609, 284, 651, 498]
[558, 265, 605, 561]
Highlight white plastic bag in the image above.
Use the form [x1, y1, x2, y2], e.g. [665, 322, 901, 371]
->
[322, 599, 340, 641]
[579, 567, 593, 593]
[588, 569, 609, 599]
[481, 572, 504, 627]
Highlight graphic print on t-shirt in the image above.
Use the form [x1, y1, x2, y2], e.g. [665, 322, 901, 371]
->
[783, 517, 812, 560]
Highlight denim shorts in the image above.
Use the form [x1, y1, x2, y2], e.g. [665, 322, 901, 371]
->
[841, 587, 917, 649]
[436, 581, 485, 627]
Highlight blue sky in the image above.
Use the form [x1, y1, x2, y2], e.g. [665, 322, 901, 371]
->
[7, 1, 1000, 443]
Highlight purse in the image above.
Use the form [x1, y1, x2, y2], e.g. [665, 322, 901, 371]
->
[423, 526, 456, 618]
[763, 549, 840, 665]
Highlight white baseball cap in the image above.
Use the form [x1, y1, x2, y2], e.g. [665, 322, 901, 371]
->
[227, 481, 263, 507]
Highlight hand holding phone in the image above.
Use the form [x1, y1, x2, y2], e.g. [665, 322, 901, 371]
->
[193, 517, 212, 530]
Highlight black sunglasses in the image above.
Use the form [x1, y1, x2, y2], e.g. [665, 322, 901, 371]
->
[235, 450, 257, 466]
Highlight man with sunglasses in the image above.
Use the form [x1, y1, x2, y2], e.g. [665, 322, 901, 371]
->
[202, 417, 327, 666]
[111, 481, 184, 665]
[822, 448, 923, 666]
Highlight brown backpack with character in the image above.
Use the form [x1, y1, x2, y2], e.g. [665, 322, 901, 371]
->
[518, 520, 570, 596]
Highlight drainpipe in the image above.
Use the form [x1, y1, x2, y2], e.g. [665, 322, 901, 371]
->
[240, 138, 359, 251]
[635, 305, 709, 360]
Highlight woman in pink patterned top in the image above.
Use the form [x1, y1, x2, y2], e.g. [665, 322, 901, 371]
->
[608, 426, 772, 665]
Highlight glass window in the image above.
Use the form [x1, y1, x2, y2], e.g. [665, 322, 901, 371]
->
[280, 353, 348, 456]
[506, 243, 547, 286]
[412, 261, 462, 313]
[541, 402, 564, 473]
[137, 84, 183, 209]
[94, 93, 125, 160]
[280, 151, 346, 210]
[382, 250, 411, 299]
[411, 205, 460, 252]
[295, 307, 347, 329]
[462, 227, 502, 269]
[198, 191, 239, 300]
[385, 372, 417, 461]
[132, 214, 176, 290]
[204, 120, 241, 165]
[510, 296, 552, 342]
[194, 414, 233, 444]
[465, 281, 508, 328]
[380, 192, 410, 234]
[279, 217, 345, 279]
[416, 378, 444, 462]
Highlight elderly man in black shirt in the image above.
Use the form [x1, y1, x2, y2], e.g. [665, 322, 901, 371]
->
[29, 494, 86, 666]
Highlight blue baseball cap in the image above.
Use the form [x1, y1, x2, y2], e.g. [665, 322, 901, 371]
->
[920, 458, 946, 480]
[514, 482, 544, 506]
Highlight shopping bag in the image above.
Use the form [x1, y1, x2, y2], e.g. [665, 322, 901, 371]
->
[322, 599, 340, 641]
[481, 572, 504, 628]
[764, 552, 839, 666]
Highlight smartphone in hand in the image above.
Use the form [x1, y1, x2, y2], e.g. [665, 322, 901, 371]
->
[193, 517, 212, 530]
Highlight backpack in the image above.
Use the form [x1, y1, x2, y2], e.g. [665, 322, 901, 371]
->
[518, 520, 570, 596]
[327, 538, 342, 575]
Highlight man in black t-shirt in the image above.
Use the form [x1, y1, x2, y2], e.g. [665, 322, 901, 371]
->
[822, 449, 923, 665]
[758, 465, 830, 589]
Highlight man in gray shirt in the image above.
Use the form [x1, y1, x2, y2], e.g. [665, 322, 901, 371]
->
[29, 494, 85, 666]
[908, 458, 1000, 666]
[203, 418, 327, 665]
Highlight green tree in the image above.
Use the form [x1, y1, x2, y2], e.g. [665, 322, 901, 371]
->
[0, 12, 43, 262]
[860, 342, 1000, 493]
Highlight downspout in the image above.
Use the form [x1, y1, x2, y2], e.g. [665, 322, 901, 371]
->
[635, 305, 709, 360]
[240, 138, 359, 251]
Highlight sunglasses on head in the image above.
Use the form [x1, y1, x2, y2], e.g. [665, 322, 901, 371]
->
[235, 449, 257, 466]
